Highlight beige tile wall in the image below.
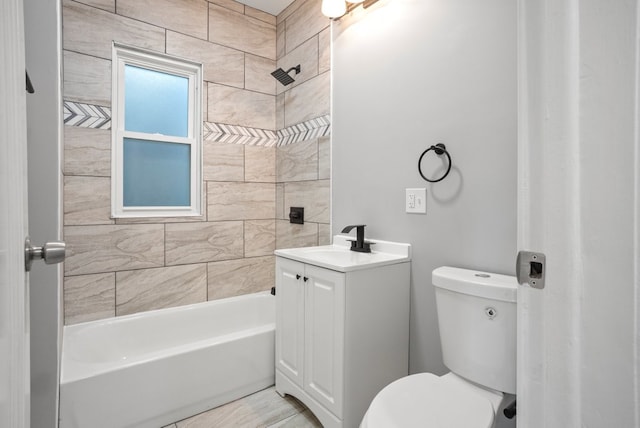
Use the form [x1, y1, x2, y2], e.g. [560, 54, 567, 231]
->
[276, 0, 331, 250]
[62, 0, 330, 324]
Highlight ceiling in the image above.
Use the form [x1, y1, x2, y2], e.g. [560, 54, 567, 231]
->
[235, 0, 297, 16]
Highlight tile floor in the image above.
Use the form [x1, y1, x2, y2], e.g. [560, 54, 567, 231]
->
[164, 386, 323, 428]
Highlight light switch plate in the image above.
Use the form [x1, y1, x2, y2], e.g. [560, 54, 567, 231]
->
[406, 188, 426, 213]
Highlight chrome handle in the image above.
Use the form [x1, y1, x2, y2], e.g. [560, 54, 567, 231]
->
[25, 237, 66, 272]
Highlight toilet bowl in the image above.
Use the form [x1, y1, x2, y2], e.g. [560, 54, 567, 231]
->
[361, 267, 517, 428]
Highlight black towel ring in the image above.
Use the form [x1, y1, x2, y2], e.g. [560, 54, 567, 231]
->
[418, 143, 452, 183]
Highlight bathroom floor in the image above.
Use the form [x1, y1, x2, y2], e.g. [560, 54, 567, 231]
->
[164, 386, 323, 428]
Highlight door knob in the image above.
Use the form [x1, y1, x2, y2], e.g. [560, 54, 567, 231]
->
[25, 237, 66, 272]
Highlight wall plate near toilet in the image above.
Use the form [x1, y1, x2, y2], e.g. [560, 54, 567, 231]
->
[405, 188, 426, 213]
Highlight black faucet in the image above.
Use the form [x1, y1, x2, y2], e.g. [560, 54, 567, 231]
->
[341, 225, 373, 253]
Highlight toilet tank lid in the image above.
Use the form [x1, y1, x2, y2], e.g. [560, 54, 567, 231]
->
[432, 267, 517, 302]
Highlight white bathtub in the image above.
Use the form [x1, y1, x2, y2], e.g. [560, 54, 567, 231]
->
[59, 291, 275, 428]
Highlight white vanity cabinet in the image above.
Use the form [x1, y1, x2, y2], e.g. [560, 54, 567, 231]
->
[276, 258, 346, 418]
[274, 237, 411, 428]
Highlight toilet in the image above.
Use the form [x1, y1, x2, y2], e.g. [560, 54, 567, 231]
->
[361, 266, 517, 428]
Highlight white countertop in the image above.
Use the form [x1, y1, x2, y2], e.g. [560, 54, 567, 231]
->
[274, 235, 411, 272]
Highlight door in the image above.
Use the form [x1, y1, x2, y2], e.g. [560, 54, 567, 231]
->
[518, 0, 640, 426]
[0, 0, 30, 426]
[275, 257, 306, 387]
[304, 265, 344, 418]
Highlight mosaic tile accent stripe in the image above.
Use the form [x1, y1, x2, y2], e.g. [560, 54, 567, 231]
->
[203, 115, 331, 147]
[63, 101, 111, 129]
[276, 115, 331, 146]
[204, 122, 278, 146]
[63, 100, 330, 145]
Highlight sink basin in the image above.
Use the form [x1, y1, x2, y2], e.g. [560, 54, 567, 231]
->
[274, 235, 411, 272]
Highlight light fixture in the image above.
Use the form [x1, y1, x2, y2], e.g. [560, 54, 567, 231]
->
[321, 0, 381, 20]
[321, 0, 346, 18]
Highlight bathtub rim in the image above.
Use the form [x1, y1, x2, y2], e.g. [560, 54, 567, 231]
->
[61, 290, 275, 384]
[64, 289, 273, 330]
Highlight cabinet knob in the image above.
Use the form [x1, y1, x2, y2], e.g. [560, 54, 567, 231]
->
[303, 277, 309, 282]
[296, 274, 301, 280]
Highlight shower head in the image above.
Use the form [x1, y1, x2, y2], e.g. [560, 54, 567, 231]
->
[271, 65, 301, 86]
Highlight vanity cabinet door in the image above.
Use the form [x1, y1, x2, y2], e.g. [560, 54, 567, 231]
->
[275, 257, 306, 388]
[304, 265, 345, 418]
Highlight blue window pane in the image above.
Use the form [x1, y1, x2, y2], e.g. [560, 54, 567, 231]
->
[123, 138, 190, 207]
[125, 65, 189, 137]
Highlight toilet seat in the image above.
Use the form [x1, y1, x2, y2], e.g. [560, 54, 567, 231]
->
[363, 373, 502, 428]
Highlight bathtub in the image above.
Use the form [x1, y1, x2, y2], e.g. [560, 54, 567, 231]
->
[59, 291, 275, 428]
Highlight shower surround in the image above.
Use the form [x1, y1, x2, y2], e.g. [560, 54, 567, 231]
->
[62, 0, 331, 325]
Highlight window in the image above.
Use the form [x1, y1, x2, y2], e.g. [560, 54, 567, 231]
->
[111, 44, 202, 217]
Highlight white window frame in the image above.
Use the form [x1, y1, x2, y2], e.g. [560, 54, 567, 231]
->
[111, 43, 202, 218]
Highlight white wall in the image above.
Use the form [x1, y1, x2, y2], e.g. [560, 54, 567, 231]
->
[24, 0, 63, 426]
[332, 0, 516, 380]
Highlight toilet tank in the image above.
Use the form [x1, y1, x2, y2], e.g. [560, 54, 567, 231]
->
[432, 267, 517, 394]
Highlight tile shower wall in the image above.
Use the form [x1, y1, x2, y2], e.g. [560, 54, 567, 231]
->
[275, 0, 331, 249]
[62, 0, 330, 325]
